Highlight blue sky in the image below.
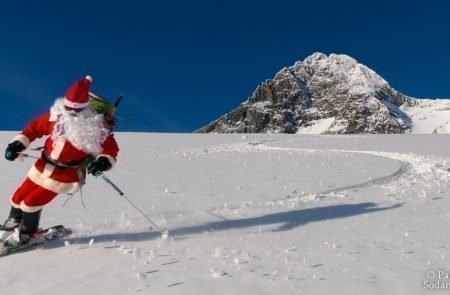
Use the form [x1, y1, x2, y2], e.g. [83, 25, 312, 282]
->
[0, 0, 449, 132]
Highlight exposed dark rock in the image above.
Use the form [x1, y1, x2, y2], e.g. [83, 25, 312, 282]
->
[196, 53, 413, 134]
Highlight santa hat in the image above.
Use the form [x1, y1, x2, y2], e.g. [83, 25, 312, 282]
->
[64, 75, 92, 109]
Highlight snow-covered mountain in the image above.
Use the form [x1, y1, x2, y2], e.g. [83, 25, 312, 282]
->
[1, 132, 450, 294]
[197, 53, 450, 134]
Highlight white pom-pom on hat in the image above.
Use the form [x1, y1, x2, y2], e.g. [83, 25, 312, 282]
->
[85, 75, 93, 82]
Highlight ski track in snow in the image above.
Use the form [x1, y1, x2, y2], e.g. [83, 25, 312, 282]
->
[168, 141, 449, 214]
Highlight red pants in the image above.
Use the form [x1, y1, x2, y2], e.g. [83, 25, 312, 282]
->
[11, 178, 58, 213]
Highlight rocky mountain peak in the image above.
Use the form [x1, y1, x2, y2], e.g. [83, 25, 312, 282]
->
[196, 53, 446, 134]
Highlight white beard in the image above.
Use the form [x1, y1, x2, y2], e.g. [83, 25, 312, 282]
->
[50, 98, 109, 156]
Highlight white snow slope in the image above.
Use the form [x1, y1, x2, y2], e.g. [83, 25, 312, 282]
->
[401, 99, 450, 133]
[295, 98, 450, 135]
[1, 132, 450, 295]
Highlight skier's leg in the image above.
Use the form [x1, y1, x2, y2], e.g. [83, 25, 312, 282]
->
[20, 210, 42, 236]
[2, 209, 43, 247]
[10, 178, 39, 210]
[0, 206, 24, 241]
[19, 184, 58, 216]
[2, 178, 38, 230]
[1, 207, 23, 230]
[19, 186, 58, 244]
[4, 186, 57, 246]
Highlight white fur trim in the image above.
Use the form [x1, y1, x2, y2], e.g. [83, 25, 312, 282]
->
[50, 137, 66, 160]
[41, 163, 56, 179]
[64, 98, 89, 109]
[85, 75, 92, 82]
[19, 202, 43, 213]
[98, 154, 116, 169]
[11, 134, 30, 149]
[27, 165, 80, 194]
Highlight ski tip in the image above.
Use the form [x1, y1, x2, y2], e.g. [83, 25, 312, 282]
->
[42, 225, 73, 237]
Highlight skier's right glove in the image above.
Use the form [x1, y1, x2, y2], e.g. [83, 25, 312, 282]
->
[87, 156, 112, 176]
[5, 141, 26, 161]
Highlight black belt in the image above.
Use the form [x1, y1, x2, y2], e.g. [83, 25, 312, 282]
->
[42, 151, 85, 168]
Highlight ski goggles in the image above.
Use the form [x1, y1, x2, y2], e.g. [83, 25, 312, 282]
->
[64, 106, 85, 113]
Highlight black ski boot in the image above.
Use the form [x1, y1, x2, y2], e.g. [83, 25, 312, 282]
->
[1, 206, 23, 231]
[3, 210, 42, 247]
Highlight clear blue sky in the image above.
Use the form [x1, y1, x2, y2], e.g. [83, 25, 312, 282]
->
[1, 0, 449, 132]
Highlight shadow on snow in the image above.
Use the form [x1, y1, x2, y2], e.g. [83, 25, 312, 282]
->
[58, 202, 401, 247]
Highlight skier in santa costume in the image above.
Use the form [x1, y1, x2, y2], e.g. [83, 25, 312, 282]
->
[1, 75, 119, 247]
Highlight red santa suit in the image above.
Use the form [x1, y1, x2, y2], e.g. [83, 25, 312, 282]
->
[9, 79, 119, 213]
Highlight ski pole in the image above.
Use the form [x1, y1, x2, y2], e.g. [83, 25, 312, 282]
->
[101, 174, 124, 196]
[8, 152, 40, 162]
[114, 94, 123, 108]
[101, 174, 169, 239]
[18, 153, 40, 160]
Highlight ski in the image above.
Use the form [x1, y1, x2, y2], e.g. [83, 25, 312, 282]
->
[0, 225, 72, 257]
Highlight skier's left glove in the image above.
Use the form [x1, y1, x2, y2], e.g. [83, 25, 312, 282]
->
[87, 156, 112, 176]
[5, 141, 26, 161]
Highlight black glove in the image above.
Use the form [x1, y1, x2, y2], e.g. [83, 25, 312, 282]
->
[5, 141, 25, 161]
[88, 156, 112, 176]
